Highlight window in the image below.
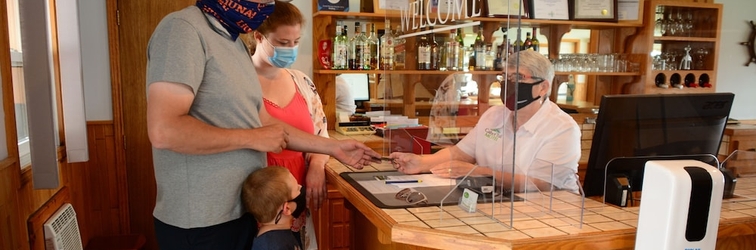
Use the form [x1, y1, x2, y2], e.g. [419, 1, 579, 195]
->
[6, 0, 30, 168]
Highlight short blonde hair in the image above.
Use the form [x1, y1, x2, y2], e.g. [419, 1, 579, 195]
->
[241, 166, 291, 223]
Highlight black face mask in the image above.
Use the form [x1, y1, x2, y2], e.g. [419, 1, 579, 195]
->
[503, 77, 545, 111]
[290, 185, 306, 218]
[275, 185, 307, 224]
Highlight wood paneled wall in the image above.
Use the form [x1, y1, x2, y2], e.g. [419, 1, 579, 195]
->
[0, 121, 127, 250]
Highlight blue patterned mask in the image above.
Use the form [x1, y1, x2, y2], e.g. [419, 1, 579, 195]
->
[196, 0, 274, 40]
[263, 37, 298, 68]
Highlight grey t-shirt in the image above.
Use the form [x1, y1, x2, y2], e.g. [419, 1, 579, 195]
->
[146, 6, 265, 229]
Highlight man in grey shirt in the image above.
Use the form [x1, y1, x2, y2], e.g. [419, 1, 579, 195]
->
[146, 1, 378, 249]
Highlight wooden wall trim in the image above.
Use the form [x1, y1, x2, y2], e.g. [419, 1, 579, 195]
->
[26, 187, 70, 250]
[87, 120, 114, 125]
[105, 0, 130, 234]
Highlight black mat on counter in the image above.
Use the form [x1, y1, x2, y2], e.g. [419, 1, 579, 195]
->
[340, 171, 522, 209]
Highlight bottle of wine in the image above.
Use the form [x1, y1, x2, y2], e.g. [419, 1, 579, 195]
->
[429, 27, 439, 70]
[513, 33, 524, 53]
[523, 32, 533, 51]
[367, 23, 380, 70]
[332, 21, 348, 70]
[380, 20, 395, 70]
[416, 28, 431, 70]
[393, 25, 406, 70]
[474, 25, 486, 70]
[530, 28, 540, 52]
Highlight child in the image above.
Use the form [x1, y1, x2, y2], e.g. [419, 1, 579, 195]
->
[242, 166, 304, 250]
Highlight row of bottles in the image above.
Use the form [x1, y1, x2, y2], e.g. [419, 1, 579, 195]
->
[331, 21, 540, 71]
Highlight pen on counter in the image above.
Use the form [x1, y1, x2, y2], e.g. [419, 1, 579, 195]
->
[385, 179, 422, 184]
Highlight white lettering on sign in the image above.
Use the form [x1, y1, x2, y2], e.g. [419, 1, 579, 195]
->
[398, 0, 482, 33]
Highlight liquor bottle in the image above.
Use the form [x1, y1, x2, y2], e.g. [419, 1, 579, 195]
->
[455, 28, 465, 71]
[393, 25, 406, 70]
[416, 28, 432, 70]
[484, 43, 494, 70]
[523, 32, 533, 51]
[444, 29, 460, 71]
[494, 31, 509, 71]
[468, 45, 476, 70]
[473, 25, 486, 70]
[380, 20, 395, 70]
[367, 23, 380, 70]
[349, 22, 366, 70]
[332, 21, 348, 70]
[531, 28, 540, 52]
[429, 27, 439, 70]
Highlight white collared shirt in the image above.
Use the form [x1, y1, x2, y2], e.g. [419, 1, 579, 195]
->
[456, 100, 581, 190]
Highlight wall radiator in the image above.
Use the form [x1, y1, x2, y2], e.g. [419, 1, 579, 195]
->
[43, 203, 83, 250]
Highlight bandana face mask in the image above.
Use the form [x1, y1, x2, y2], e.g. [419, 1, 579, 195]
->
[502, 74, 545, 111]
[196, 0, 275, 40]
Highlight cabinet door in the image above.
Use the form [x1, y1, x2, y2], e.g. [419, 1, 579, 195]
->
[312, 183, 351, 250]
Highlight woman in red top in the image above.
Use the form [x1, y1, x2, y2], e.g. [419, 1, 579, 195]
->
[242, 2, 328, 249]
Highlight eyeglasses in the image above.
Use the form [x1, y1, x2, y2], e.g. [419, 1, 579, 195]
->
[497, 73, 546, 85]
[395, 188, 428, 205]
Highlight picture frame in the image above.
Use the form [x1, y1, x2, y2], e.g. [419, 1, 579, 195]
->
[569, 0, 618, 22]
[372, 0, 409, 14]
[529, 0, 570, 20]
[487, 0, 529, 19]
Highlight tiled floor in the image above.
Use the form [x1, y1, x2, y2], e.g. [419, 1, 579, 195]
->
[332, 159, 756, 241]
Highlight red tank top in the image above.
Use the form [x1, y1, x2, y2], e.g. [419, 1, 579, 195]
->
[264, 89, 313, 184]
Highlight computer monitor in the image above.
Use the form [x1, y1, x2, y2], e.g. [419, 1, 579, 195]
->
[582, 93, 735, 197]
[340, 73, 370, 101]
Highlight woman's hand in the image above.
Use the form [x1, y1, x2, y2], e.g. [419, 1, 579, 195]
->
[305, 163, 326, 210]
[429, 160, 480, 178]
[389, 152, 423, 174]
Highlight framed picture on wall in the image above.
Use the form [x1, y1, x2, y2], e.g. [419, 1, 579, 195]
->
[529, 0, 569, 20]
[569, 0, 618, 22]
[488, 0, 529, 18]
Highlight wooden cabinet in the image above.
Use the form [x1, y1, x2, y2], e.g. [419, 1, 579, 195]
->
[312, 183, 352, 250]
[311, 1, 724, 127]
[311, 6, 656, 127]
[630, 0, 722, 94]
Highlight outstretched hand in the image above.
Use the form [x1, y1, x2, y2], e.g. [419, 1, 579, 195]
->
[389, 152, 423, 174]
[332, 140, 380, 169]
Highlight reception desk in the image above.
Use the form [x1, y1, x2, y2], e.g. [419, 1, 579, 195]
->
[322, 159, 756, 250]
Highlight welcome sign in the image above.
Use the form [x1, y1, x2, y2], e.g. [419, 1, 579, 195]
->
[395, 0, 484, 37]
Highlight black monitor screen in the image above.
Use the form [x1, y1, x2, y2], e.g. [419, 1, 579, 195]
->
[582, 93, 734, 197]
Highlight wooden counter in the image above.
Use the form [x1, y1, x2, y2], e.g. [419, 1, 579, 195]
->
[323, 159, 756, 250]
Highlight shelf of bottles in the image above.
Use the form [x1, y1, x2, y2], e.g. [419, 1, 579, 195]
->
[647, 2, 720, 92]
[330, 20, 541, 73]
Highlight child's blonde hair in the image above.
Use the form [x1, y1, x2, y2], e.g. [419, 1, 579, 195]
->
[242, 166, 291, 223]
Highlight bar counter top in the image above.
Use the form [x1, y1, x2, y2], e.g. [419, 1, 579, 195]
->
[325, 158, 756, 249]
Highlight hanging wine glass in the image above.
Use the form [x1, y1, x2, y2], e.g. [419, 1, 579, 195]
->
[684, 10, 695, 36]
[655, 6, 667, 36]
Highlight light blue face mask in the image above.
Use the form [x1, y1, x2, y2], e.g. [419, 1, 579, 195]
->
[263, 37, 298, 68]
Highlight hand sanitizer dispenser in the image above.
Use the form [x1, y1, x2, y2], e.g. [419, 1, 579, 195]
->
[635, 160, 724, 250]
